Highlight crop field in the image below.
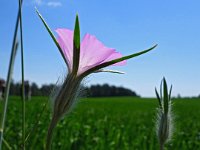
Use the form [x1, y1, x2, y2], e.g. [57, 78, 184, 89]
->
[0, 97, 200, 150]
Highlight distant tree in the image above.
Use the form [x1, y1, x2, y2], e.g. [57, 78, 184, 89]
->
[10, 80, 21, 96]
[177, 94, 181, 99]
[2, 80, 139, 98]
[86, 84, 139, 97]
[9, 79, 15, 95]
[31, 82, 41, 96]
[24, 81, 31, 100]
[40, 84, 55, 96]
[0, 78, 5, 99]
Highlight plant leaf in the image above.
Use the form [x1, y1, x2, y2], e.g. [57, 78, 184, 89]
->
[35, 8, 69, 69]
[94, 69, 125, 74]
[160, 78, 163, 101]
[163, 77, 169, 114]
[72, 14, 80, 75]
[169, 85, 172, 101]
[81, 44, 157, 77]
[155, 87, 162, 109]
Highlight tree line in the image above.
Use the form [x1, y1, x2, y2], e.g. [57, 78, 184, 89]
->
[85, 84, 139, 97]
[7, 80, 139, 97]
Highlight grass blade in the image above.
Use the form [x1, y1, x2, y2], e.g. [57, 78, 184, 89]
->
[18, 0, 25, 149]
[0, 1, 23, 148]
[24, 102, 48, 143]
[2, 138, 11, 150]
[0, 40, 19, 149]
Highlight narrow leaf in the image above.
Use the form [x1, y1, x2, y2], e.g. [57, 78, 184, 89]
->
[94, 69, 125, 74]
[163, 78, 169, 114]
[81, 44, 157, 77]
[160, 78, 163, 101]
[74, 15, 80, 49]
[72, 14, 80, 74]
[155, 88, 162, 109]
[25, 102, 48, 143]
[2, 138, 11, 150]
[35, 8, 69, 69]
[169, 85, 172, 101]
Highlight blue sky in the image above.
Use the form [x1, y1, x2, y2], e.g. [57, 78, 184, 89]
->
[0, 0, 200, 97]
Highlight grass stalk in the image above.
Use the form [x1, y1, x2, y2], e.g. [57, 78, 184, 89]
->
[0, 1, 23, 149]
[18, 0, 25, 149]
[25, 102, 47, 143]
[2, 138, 11, 150]
[0, 31, 19, 149]
[46, 116, 59, 150]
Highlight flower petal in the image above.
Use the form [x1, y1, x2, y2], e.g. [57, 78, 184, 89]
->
[56, 29, 74, 71]
[78, 33, 125, 74]
[102, 52, 127, 66]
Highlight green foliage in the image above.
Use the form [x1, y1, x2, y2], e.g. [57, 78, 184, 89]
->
[72, 14, 80, 75]
[0, 97, 200, 149]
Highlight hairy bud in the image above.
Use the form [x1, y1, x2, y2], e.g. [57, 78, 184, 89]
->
[155, 78, 174, 150]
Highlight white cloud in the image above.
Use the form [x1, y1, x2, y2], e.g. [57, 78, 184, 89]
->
[33, 0, 62, 7]
[34, 0, 43, 6]
[47, 1, 62, 7]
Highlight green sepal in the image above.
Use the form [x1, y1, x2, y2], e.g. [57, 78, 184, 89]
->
[169, 85, 172, 101]
[35, 8, 69, 69]
[160, 79, 163, 101]
[155, 87, 162, 109]
[74, 15, 80, 50]
[94, 69, 125, 74]
[81, 44, 157, 78]
[163, 78, 169, 114]
[72, 14, 81, 75]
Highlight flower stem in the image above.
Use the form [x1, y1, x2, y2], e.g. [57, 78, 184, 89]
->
[18, 0, 25, 149]
[160, 143, 164, 150]
[46, 116, 59, 150]
[2, 138, 11, 150]
[0, 1, 23, 149]
[25, 102, 47, 143]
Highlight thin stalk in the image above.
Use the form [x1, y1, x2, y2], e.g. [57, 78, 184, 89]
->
[0, 35, 18, 149]
[46, 116, 59, 150]
[160, 144, 164, 150]
[18, 0, 25, 149]
[2, 138, 11, 150]
[25, 102, 48, 143]
[0, 1, 23, 149]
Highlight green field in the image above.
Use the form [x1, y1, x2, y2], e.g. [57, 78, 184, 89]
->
[0, 97, 200, 150]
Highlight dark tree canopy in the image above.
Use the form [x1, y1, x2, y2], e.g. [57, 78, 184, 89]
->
[85, 84, 139, 97]
[3, 79, 139, 97]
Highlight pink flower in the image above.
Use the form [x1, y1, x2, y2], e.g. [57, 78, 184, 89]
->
[36, 10, 157, 150]
[56, 29, 126, 76]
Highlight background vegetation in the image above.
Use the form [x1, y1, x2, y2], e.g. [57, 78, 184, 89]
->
[0, 96, 199, 149]
[6, 81, 138, 97]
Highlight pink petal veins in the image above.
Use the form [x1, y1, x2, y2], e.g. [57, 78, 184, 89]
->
[56, 29, 126, 75]
[56, 28, 74, 71]
[102, 52, 127, 66]
[78, 33, 126, 74]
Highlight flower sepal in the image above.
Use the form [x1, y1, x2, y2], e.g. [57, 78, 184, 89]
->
[80, 44, 157, 78]
[94, 69, 125, 74]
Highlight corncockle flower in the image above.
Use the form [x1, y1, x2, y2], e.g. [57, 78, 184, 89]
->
[155, 78, 174, 150]
[36, 9, 157, 150]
